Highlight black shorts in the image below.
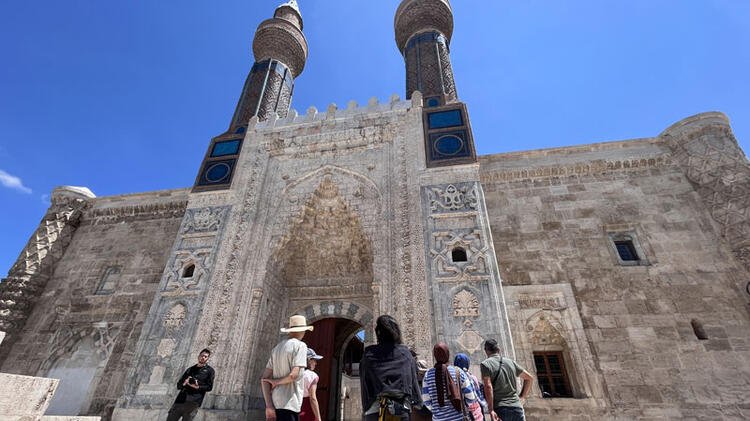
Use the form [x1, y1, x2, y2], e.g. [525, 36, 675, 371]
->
[276, 408, 300, 421]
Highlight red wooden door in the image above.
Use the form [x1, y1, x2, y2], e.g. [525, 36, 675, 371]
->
[303, 318, 336, 420]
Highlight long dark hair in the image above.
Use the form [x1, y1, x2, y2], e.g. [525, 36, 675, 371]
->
[375, 315, 402, 344]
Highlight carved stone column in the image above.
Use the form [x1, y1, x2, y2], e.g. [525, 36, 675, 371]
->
[661, 112, 750, 272]
[0, 186, 94, 362]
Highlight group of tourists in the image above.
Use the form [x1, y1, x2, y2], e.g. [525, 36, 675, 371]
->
[165, 314, 533, 421]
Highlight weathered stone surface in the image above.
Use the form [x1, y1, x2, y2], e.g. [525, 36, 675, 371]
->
[0, 373, 58, 419]
[0, 189, 188, 419]
[1, 2, 748, 420]
[480, 119, 750, 419]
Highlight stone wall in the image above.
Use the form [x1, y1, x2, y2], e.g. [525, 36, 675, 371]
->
[480, 115, 750, 419]
[0, 189, 188, 419]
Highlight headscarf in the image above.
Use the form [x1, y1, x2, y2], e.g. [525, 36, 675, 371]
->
[433, 342, 450, 407]
[454, 353, 470, 371]
[416, 359, 429, 382]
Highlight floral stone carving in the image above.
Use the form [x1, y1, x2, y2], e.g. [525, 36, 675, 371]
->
[427, 183, 478, 213]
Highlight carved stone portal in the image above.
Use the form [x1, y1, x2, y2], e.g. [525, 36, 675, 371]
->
[271, 176, 373, 299]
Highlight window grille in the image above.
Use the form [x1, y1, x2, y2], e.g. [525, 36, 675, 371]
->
[534, 351, 573, 398]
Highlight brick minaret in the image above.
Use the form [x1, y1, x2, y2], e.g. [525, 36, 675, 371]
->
[395, 0, 457, 106]
[194, 0, 308, 191]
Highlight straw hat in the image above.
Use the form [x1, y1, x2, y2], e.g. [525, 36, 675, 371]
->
[280, 315, 314, 333]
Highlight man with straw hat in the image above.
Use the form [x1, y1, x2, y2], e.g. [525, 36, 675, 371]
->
[261, 315, 314, 421]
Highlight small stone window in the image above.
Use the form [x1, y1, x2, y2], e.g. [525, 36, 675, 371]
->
[534, 351, 573, 398]
[95, 266, 121, 295]
[607, 231, 650, 266]
[452, 247, 468, 263]
[614, 240, 639, 262]
[691, 319, 708, 340]
[182, 264, 196, 279]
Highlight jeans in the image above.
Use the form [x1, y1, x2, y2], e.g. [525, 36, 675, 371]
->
[496, 406, 525, 421]
[166, 402, 200, 421]
[276, 409, 300, 421]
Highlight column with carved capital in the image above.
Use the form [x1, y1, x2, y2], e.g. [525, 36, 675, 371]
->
[0, 186, 94, 364]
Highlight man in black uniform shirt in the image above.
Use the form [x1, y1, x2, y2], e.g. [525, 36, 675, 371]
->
[167, 348, 215, 421]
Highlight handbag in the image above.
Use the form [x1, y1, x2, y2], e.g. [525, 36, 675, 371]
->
[446, 366, 463, 412]
[449, 367, 473, 421]
[457, 369, 474, 421]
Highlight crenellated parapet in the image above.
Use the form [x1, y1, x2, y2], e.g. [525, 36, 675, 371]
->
[660, 112, 750, 271]
[0, 186, 95, 362]
[253, 93, 415, 132]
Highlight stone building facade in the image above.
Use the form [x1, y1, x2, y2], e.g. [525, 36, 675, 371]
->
[1, 0, 748, 420]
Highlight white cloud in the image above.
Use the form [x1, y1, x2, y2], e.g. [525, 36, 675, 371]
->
[41, 193, 51, 206]
[0, 169, 32, 194]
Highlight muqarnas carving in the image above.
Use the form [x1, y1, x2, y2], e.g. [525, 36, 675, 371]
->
[269, 176, 373, 299]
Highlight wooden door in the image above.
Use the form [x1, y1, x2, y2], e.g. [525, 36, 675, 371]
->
[303, 318, 336, 420]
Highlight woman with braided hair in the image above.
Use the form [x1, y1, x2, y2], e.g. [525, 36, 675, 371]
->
[421, 343, 478, 421]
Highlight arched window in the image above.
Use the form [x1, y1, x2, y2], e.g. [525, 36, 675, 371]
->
[182, 264, 195, 278]
[452, 247, 468, 262]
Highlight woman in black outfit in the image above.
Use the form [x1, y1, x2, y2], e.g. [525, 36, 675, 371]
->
[360, 315, 423, 420]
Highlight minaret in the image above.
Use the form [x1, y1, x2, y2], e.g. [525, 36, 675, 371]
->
[194, 0, 308, 191]
[231, 0, 308, 128]
[394, 0, 457, 106]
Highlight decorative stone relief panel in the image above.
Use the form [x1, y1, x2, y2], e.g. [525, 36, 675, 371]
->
[430, 229, 489, 281]
[118, 204, 231, 409]
[163, 251, 210, 292]
[269, 176, 374, 300]
[427, 183, 478, 213]
[40, 322, 121, 374]
[0, 188, 92, 360]
[526, 312, 567, 347]
[181, 206, 227, 234]
[451, 287, 484, 354]
[452, 289, 480, 318]
[505, 284, 606, 404]
[160, 206, 231, 294]
[296, 301, 374, 335]
[663, 120, 750, 272]
[421, 181, 514, 362]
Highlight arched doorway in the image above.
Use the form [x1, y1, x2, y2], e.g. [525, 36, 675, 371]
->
[304, 318, 364, 421]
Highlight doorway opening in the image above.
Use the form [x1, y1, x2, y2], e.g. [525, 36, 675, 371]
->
[303, 317, 365, 421]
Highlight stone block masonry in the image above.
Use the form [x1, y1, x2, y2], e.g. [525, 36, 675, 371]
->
[479, 113, 750, 419]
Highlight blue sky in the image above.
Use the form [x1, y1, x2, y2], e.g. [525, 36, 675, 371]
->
[1, 0, 748, 274]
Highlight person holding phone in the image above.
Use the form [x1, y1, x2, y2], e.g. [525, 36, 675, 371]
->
[167, 348, 215, 421]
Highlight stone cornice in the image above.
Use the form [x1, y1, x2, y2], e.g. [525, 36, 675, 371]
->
[85, 200, 188, 224]
[479, 155, 672, 184]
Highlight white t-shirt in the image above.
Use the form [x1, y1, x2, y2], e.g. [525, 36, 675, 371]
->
[302, 369, 319, 398]
[266, 338, 308, 411]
